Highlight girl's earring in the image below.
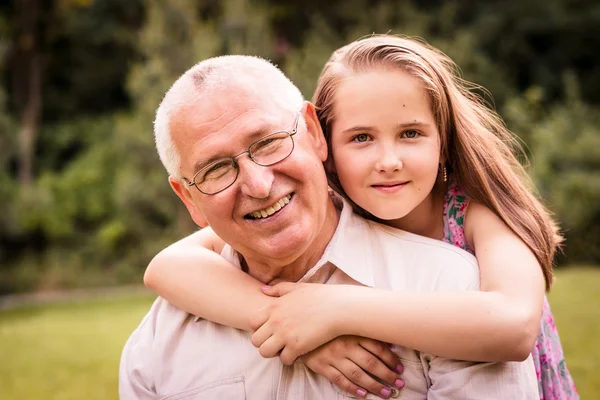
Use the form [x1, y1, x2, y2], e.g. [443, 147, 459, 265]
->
[443, 165, 447, 182]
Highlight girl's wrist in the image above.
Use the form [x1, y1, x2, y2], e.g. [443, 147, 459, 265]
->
[328, 285, 360, 337]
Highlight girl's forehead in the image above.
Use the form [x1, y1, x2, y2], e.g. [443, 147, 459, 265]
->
[338, 69, 425, 98]
[332, 70, 433, 124]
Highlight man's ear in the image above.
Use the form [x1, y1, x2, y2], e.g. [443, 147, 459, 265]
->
[169, 176, 209, 228]
[301, 101, 328, 162]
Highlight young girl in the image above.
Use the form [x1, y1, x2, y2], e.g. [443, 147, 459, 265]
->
[145, 35, 577, 399]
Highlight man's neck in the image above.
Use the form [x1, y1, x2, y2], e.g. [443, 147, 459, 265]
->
[242, 197, 341, 284]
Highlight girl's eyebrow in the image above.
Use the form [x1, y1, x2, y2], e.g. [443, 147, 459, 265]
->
[340, 125, 376, 134]
[395, 121, 429, 129]
[340, 121, 430, 135]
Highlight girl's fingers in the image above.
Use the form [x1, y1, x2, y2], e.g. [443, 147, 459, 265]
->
[360, 338, 405, 375]
[349, 344, 404, 390]
[257, 335, 285, 359]
[335, 358, 394, 399]
[250, 322, 273, 348]
[320, 365, 369, 399]
[279, 344, 300, 366]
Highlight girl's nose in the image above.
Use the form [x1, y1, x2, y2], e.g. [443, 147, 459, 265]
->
[375, 146, 402, 173]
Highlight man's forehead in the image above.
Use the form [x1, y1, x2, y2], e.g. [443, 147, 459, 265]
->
[170, 94, 290, 173]
[170, 95, 282, 142]
[168, 69, 295, 137]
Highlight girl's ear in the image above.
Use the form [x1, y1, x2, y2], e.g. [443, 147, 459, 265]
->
[169, 176, 209, 228]
[301, 101, 328, 162]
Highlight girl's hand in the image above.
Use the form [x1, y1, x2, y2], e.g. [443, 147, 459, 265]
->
[249, 282, 350, 364]
[301, 336, 405, 399]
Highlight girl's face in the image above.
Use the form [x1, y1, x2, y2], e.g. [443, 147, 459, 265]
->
[329, 68, 441, 222]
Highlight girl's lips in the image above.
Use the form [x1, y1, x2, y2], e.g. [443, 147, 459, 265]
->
[371, 182, 408, 193]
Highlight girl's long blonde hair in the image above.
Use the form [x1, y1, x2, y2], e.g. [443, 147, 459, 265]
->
[312, 35, 562, 290]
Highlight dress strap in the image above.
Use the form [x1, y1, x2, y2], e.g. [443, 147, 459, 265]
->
[442, 179, 473, 254]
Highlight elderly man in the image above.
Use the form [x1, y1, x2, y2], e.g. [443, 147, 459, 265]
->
[119, 55, 538, 399]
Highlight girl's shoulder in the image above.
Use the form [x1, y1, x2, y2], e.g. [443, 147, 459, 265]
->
[442, 179, 474, 254]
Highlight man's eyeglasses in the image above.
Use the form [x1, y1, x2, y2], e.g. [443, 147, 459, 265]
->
[183, 112, 300, 195]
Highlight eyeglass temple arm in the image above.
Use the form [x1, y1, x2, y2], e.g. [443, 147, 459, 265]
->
[182, 177, 195, 186]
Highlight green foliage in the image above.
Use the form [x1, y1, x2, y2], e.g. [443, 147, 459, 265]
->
[0, 0, 599, 293]
[43, 0, 145, 118]
[504, 75, 600, 263]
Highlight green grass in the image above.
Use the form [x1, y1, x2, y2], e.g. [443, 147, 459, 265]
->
[0, 267, 598, 400]
[0, 295, 155, 400]
[548, 267, 600, 398]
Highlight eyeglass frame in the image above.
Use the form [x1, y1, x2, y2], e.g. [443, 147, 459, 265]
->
[182, 112, 300, 195]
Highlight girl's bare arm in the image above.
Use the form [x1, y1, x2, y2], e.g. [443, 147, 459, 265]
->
[143, 227, 271, 330]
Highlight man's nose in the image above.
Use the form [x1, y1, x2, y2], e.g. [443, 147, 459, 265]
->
[375, 144, 402, 173]
[236, 157, 274, 199]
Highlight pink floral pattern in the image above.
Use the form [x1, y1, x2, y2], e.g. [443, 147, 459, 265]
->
[442, 180, 579, 399]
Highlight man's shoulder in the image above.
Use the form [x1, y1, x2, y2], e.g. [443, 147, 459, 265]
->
[352, 213, 477, 265]
[132, 296, 197, 338]
[380, 222, 475, 263]
[343, 213, 480, 291]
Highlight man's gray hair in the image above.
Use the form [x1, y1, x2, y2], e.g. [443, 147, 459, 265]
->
[154, 55, 305, 177]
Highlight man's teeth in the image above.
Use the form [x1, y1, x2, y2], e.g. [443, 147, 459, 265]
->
[251, 194, 291, 219]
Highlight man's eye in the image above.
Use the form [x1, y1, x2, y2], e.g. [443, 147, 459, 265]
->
[255, 138, 276, 150]
[208, 162, 228, 172]
[202, 162, 232, 181]
[403, 130, 420, 139]
[352, 134, 370, 143]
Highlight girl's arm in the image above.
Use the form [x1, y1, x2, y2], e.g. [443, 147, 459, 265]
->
[143, 227, 270, 331]
[346, 202, 545, 360]
[253, 202, 545, 363]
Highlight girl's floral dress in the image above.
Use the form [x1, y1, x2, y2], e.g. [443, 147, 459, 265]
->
[442, 180, 578, 400]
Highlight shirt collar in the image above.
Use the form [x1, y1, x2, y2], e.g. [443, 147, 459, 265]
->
[314, 193, 376, 287]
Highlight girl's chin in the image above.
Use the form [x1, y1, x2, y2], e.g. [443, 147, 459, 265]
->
[368, 209, 407, 222]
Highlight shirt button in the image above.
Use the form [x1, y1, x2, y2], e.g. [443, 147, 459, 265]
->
[390, 387, 401, 398]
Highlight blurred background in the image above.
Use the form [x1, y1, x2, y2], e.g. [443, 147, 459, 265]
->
[0, 0, 598, 399]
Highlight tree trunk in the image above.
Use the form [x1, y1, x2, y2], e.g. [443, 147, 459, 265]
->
[12, 0, 42, 187]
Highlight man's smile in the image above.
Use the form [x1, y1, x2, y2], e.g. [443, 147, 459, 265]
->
[246, 193, 293, 220]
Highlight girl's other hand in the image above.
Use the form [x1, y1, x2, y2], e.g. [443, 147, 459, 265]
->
[302, 336, 405, 399]
[249, 282, 348, 363]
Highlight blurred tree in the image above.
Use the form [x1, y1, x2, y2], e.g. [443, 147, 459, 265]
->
[454, 0, 600, 104]
[111, 0, 224, 271]
[504, 75, 600, 264]
[41, 0, 144, 120]
[4, 0, 145, 179]
[9, 0, 45, 186]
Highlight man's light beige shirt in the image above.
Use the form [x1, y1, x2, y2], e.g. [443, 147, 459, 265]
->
[119, 196, 538, 399]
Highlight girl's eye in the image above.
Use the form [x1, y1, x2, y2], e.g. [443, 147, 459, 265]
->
[352, 134, 371, 143]
[403, 130, 420, 139]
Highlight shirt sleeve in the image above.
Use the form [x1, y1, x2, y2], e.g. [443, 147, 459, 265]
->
[119, 313, 157, 399]
[421, 353, 539, 399]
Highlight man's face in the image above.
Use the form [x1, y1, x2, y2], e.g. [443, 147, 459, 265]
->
[169, 86, 330, 267]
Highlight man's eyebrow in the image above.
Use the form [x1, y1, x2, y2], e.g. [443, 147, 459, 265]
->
[340, 121, 430, 135]
[191, 123, 275, 173]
